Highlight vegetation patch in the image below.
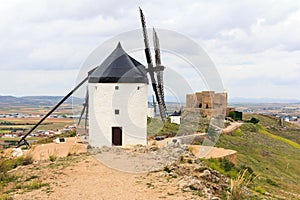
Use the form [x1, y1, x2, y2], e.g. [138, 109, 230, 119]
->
[204, 158, 238, 178]
[258, 126, 300, 150]
[216, 113, 300, 197]
[230, 169, 258, 200]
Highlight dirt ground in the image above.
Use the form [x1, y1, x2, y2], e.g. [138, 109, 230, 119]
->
[27, 137, 87, 161]
[11, 155, 200, 200]
[6, 137, 235, 199]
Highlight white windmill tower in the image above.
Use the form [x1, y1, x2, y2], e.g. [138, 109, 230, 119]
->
[87, 42, 149, 147]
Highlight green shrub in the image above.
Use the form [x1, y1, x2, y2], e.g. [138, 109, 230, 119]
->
[266, 178, 278, 187]
[205, 158, 238, 178]
[48, 148, 58, 162]
[221, 158, 235, 172]
[27, 181, 43, 190]
[49, 155, 57, 162]
[249, 117, 260, 124]
[232, 129, 243, 137]
[255, 186, 266, 194]
[0, 194, 13, 200]
[22, 154, 34, 165]
[25, 175, 39, 182]
[239, 164, 254, 174]
[163, 166, 171, 173]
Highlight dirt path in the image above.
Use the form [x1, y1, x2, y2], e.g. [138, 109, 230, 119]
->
[12, 155, 199, 200]
[222, 122, 243, 134]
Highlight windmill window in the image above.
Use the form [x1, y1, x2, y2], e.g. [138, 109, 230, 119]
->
[137, 86, 140, 90]
[115, 109, 120, 115]
[115, 86, 119, 90]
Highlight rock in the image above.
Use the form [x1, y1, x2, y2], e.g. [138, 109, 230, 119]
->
[169, 171, 177, 177]
[200, 169, 211, 177]
[149, 146, 158, 151]
[12, 148, 23, 157]
[101, 146, 110, 152]
[188, 178, 204, 190]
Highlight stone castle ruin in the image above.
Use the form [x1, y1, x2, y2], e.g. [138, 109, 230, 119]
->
[185, 91, 228, 117]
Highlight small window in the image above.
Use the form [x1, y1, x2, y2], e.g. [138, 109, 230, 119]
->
[115, 86, 119, 90]
[137, 86, 140, 90]
[115, 109, 120, 115]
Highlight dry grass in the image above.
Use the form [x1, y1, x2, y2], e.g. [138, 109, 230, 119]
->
[229, 169, 258, 200]
[68, 145, 80, 156]
[48, 148, 59, 162]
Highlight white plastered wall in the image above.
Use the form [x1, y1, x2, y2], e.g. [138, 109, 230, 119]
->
[88, 83, 148, 147]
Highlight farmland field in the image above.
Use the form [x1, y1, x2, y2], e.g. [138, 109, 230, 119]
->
[0, 105, 79, 140]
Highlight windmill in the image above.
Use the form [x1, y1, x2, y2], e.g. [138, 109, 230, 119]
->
[17, 8, 167, 148]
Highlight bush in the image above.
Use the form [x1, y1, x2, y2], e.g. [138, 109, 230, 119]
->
[23, 154, 34, 165]
[255, 186, 266, 194]
[48, 148, 58, 162]
[49, 155, 57, 162]
[26, 181, 43, 190]
[0, 194, 13, 200]
[249, 117, 260, 124]
[232, 129, 243, 137]
[221, 158, 235, 172]
[266, 178, 278, 187]
[239, 164, 254, 174]
[163, 166, 171, 173]
[205, 158, 238, 178]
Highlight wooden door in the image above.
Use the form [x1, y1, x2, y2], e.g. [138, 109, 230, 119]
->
[112, 127, 122, 146]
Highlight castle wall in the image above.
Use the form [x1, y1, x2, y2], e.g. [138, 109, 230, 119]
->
[185, 91, 227, 117]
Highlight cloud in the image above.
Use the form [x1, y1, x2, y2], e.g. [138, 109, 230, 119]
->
[0, 69, 79, 96]
[0, 0, 299, 99]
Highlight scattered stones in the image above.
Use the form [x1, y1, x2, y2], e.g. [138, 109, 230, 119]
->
[90, 144, 230, 199]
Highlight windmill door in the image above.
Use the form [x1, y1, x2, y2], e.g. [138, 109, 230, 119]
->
[112, 127, 122, 146]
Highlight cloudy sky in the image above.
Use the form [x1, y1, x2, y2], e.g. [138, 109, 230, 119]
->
[0, 0, 300, 100]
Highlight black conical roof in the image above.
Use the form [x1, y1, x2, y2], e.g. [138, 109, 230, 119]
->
[88, 42, 148, 84]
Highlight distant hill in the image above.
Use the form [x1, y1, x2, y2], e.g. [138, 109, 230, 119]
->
[0, 95, 84, 106]
[229, 97, 300, 104]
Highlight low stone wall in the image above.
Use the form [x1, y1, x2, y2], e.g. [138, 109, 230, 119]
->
[188, 145, 237, 165]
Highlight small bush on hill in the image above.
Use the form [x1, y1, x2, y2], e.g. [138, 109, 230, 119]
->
[266, 178, 278, 187]
[232, 129, 243, 137]
[205, 158, 238, 178]
[249, 117, 260, 124]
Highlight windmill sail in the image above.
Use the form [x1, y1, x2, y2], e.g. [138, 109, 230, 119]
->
[84, 91, 89, 131]
[77, 88, 89, 133]
[153, 28, 167, 114]
[152, 94, 157, 115]
[139, 7, 166, 122]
